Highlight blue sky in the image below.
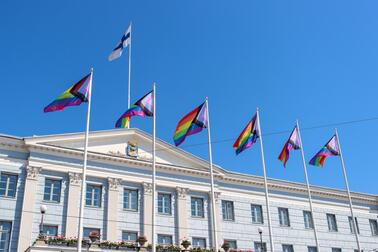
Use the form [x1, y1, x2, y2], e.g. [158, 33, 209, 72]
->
[1, 0, 377, 195]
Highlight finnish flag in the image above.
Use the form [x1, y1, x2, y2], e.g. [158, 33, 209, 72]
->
[108, 25, 131, 61]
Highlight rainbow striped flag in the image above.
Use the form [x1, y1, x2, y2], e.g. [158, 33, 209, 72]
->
[115, 91, 154, 128]
[233, 114, 259, 155]
[309, 135, 339, 167]
[173, 102, 207, 146]
[278, 126, 301, 167]
[44, 72, 92, 113]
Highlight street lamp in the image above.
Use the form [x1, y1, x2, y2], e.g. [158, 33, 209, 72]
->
[39, 205, 47, 237]
[258, 227, 264, 252]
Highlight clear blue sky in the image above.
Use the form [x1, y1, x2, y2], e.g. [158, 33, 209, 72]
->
[1, 0, 377, 195]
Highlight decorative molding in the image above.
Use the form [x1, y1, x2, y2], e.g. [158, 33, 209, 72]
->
[108, 177, 122, 191]
[143, 182, 153, 195]
[26, 166, 42, 180]
[208, 191, 221, 202]
[68, 172, 82, 186]
[176, 187, 189, 199]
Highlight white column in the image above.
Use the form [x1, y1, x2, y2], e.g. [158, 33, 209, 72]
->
[209, 191, 222, 248]
[143, 182, 153, 244]
[176, 187, 189, 244]
[17, 166, 42, 252]
[65, 172, 82, 238]
[107, 177, 122, 241]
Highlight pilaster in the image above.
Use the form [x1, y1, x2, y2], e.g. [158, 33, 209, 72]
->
[65, 172, 82, 237]
[209, 191, 222, 248]
[17, 166, 42, 252]
[176, 187, 189, 244]
[107, 177, 121, 240]
[142, 182, 153, 243]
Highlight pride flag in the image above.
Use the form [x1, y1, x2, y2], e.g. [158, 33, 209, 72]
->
[115, 90, 154, 128]
[173, 102, 207, 146]
[278, 126, 301, 167]
[233, 114, 259, 155]
[44, 72, 92, 113]
[309, 135, 339, 167]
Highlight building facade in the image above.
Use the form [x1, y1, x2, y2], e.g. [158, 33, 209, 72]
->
[0, 128, 377, 252]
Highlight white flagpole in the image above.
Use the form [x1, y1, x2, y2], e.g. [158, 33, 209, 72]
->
[205, 98, 219, 252]
[152, 83, 156, 252]
[296, 120, 320, 251]
[127, 22, 132, 113]
[256, 108, 274, 252]
[335, 129, 361, 252]
[77, 68, 93, 252]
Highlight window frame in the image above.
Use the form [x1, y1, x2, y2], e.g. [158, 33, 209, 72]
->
[0, 221, 12, 252]
[123, 188, 138, 211]
[157, 234, 173, 245]
[307, 246, 317, 252]
[43, 178, 62, 203]
[251, 204, 263, 224]
[42, 224, 58, 236]
[0, 173, 18, 198]
[223, 239, 237, 249]
[85, 184, 102, 208]
[222, 200, 235, 221]
[254, 242, 267, 252]
[83, 227, 101, 239]
[326, 214, 338, 232]
[191, 197, 204, 218]
[369, 219, 378, 236]
[303, 210, 314, 229]
[157, 193, 172, 215]
[282, 244, 294, 252]
[278, 207, 290, 227]
[331, 248, 342, 252]
[122, 231, 138, 242]
[348, 216, 360, 234]
[192, 237, 206, 248]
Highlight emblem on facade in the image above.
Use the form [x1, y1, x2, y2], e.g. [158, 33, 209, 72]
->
[126, 141, 138, 158]
[68, 172, 82, 185]
[108, 177, 122, 191]
[176, 187, 189, 199]
[26, 166, 42, 180]
[143, 182, 153, 195]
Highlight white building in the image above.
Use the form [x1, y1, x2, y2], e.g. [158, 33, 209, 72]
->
[0, 128, 377, 252]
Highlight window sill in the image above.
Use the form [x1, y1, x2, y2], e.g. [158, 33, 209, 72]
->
[85, 205, 102, 209]
[191, 216, 206, 219]
[0, 195, 16, 200]
[251, 222, 264, 225]
[222, 219, 235, 222]
[123, 208, 139, 212]
[42, 200, 61, 205]
[157, 213, 172, 216]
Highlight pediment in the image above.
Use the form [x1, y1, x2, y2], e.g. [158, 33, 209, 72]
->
[24, 128, 223, 173]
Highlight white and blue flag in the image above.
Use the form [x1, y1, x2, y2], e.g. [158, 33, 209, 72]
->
[108, 24, 131, 61]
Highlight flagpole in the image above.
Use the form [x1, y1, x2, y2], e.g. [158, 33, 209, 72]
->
[205, 98, 219, 252]
[296, 120, 320, 251]
[127, 22, 132, 115]
[77, 68, 93, 252]
[335, 129, 361, 252]
[152, 83, 156, 252]
[256, 108, 274, 252]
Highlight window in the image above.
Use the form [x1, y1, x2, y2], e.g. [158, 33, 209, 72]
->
[278, 208, 290, 227]
[83, 228, 100, 239]
[86, 184, 102, 207]
[0, 173, 17, 198]
[370, 219, 378, 236]
[158, 193, 171, 214]
[222, 201, 235, 221]
[282, 244, 294, 252]
[332, 248, 341, 252]
[308, 246, 317, 252]
[251, 204, 263, 224]
[191, 197, 204, 217]
[303, 211, 314, 229]
[354, 250, 364, 252]
[43, 225, 58, 236]
[224, 240, 237, 249]
[254, 242, 267, 252]
[0, 221, 12, 252]
[348, 217, 360, 234]
[327, 214, 338, 232]
[192, 238, 206, 248]
[124, 189, 138, 210]
[157, 234, 172, 245]
[122, 231, 137, 241]
[43, 179, 61, 202]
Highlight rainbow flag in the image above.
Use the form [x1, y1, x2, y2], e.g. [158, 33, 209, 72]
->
[44, 72, 92, 113]
[173, 102, 207, 146]
[278, 126, 301, 167]
[233, 114, 259, 155]
[115, 91, 154, 128]
[309, 135, 339, 167]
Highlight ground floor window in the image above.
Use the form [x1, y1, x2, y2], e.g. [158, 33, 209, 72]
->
[122, 231, 137, 242]
[254, 242, 267, 252]
[157, 234, 172, 245]
[0, 221, 12, 252]
[192, 237, 206, 248]
[42, 225, 58, 236]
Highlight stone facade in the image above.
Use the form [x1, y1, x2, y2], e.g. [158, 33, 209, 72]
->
[0, 129, 377, 252]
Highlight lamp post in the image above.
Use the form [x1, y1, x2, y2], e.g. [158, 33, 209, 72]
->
[258, 227, 264, 252]
[39, 205, 47, 237]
